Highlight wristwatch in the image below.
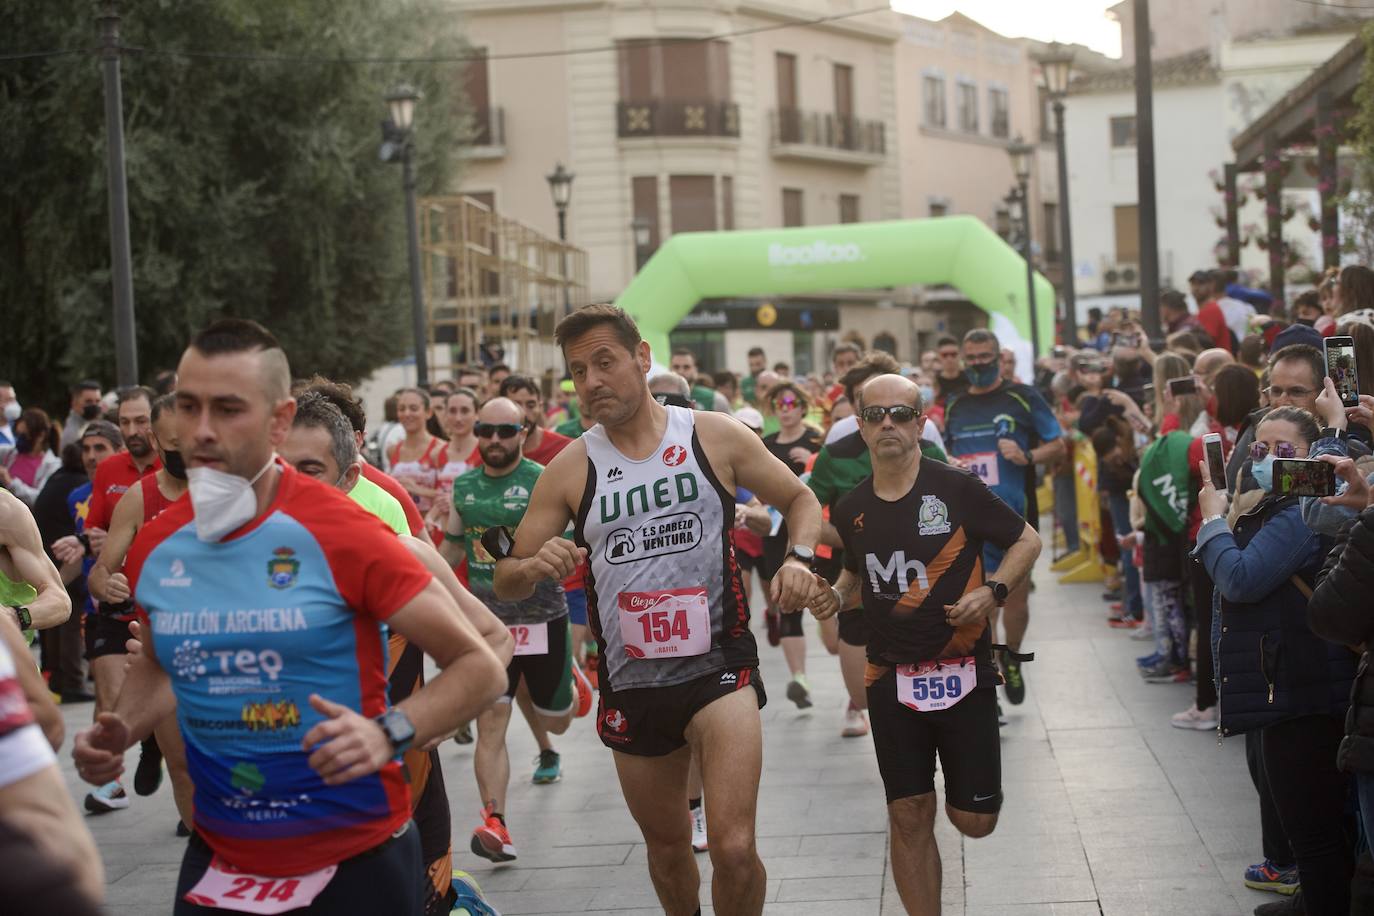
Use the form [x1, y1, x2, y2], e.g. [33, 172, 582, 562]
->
[10, 606, 31, 630]
[985, 581, 1009, 605]
[786, 545, 816, 566]
[1321, 426, 1349, 442]
[375, 708, 416, 757]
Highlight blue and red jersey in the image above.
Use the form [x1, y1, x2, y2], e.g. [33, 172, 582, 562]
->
[125, 463, 432, 875]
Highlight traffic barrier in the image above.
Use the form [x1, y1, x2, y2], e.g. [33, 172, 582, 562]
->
[1057, 434, 1110, 583]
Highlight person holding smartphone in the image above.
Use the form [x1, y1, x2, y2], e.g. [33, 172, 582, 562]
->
[1194, 406, 1357, 915]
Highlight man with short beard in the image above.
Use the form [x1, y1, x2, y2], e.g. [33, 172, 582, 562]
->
[84, 387, 161, 561]
[440, 397, 592, 864]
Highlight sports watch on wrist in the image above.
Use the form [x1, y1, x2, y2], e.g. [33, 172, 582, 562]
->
[985, 581, 1009, 605]
[375, 708, 416, 757]
[786, 545, 816, 566]
[11, 606, 31, 630]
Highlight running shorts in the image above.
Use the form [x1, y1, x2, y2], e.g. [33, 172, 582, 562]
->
[596, 667, 766, 757]
[174, 822, 423, 916]
[866, 666, 1002, 812]
[838, 608, 869, 647]
[85, 613, 133, 660]
[982, 542, 1007, 576]
[502, 614, 574, 716]
[565, 587, 588, 628]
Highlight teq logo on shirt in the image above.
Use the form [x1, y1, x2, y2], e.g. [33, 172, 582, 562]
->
[767, 240, 864, 267]
[160, 558, 192, 588]
[661, 445, 688, 467]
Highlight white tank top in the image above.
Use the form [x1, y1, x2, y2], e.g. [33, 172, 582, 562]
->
[577, 406, 756, 690]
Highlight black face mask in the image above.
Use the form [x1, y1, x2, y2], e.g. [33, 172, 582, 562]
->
[81, 403, 102, 420]
[161, 449, 187, 480]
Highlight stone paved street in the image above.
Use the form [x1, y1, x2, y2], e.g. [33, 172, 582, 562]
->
[63, 544, 1277, 915]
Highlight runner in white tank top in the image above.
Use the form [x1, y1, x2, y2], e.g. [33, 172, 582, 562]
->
[487, 305, 824, 916]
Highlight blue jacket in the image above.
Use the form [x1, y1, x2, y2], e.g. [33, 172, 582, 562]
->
[1194, 495, 1356, 737]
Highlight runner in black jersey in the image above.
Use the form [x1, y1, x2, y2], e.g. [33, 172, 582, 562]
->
[809, 374, 1041, 915]
[491, 305, 822, 916]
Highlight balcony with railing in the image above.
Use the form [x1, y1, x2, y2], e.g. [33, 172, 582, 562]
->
[769, 108, 886, 167]
[462, 107, 506, 159]
[617, 100, 740, 140]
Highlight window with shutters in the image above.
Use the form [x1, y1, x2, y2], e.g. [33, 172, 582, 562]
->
[782, 188, 804, 228]
[923, 76, 946, 127]
[1114, 204, 1140, 262]
[670, 176, 718, 234]
[989, 87, 1009, 139]
[617, 40, 737, 137]
[839, 194, 860, 224]
[1110, 116, 1137, 148]
[957, 81, 978, 133]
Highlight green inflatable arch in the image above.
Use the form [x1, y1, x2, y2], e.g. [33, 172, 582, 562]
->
[614, 215, 1055, 372]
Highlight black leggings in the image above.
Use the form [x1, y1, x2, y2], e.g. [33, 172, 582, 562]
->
[174, 823, 424, 916]
[1261, 715, 1353, 915]
[1188, 561, 1216, 711]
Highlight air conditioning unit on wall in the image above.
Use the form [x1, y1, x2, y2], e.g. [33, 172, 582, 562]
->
[1102, 262, 1139, 292]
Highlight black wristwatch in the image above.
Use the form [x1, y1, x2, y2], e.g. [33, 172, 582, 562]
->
[10, 606, 31, 629]
[375, 708, 416, 757]
[786, 545, 816, 566]
[985, 581, 1009, 605]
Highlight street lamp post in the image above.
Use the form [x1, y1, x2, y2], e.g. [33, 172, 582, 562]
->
[1006, 136, 1041, 359]
[1035, 41, 1078, 345]
[546, 163, 575, 314]
[97, 3, 138, 386]
[631, 216, 652, 272]
[381, 84, 429, 388]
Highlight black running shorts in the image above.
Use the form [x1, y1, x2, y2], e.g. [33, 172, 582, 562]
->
[838, 608, 869, 647]
[502, 614, 574, 715]
[596, 667, 766, 757]
[866, 667, 1002, 812]
[85, 613, 133, 660]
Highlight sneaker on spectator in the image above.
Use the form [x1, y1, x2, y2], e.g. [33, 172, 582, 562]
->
[1141, 659, 1188, 682]
[1108, 615, 1141, 629]
[1129, 624, 1156, 641]
[1170, 703, 1219, 731]
[1252, 887, 1305, 914]
[1137, 651, 1164, 667]
[1244, 858, 1300, 896]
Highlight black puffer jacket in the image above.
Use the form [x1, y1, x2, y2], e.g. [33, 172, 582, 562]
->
[1307, 506, 1374, 772]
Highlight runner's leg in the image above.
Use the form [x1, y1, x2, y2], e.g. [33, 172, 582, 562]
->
[90, 654, 126, 716]
[888, 793, 940, 916]
[838, 639, 868, 710]
[779, 614, 806, 678]
[1000, 580, 1029, 652]
[474, 701, 513, 814]
[688, 688, 767, 916]
[613, 746, 699, 916]
[153, 715, 194, 828]
[818, 615, 839, 655]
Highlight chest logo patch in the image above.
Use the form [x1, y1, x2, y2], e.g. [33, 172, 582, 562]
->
[605, 511, 703, 565]
[267, 547, 300, 590]
[918, 495, 951, 536]
[662, 445, 688, 467]
[501, 485, 530, 511]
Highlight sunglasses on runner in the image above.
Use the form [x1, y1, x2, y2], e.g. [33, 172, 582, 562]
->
[860, 405, 921, 424]
[773, 396, 801, 410]
[1248, 440, 1301, 461]
[475, 423, 522, 439]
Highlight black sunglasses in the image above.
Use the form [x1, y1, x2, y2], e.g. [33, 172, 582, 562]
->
[475, 423, 522, 440]
[860, 405, 921, 424]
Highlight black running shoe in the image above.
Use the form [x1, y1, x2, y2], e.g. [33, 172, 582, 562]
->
[452, 722, 474, 746]
[1000, 650, 1026, 706]
[176, 821, 191, 838]
[134, 735, 164, 796]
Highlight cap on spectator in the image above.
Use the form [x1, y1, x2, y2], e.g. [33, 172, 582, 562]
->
[1268, 323, 1322, 355]
[735, 407, 764, 431]
[79, 419, 123, 448]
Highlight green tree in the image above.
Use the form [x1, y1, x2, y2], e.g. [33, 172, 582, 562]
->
[0, 0, 470, 412]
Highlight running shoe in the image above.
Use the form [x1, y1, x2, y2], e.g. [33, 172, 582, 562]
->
[840, 701, 868, 738]
[582, 647, 599, 689]
[1136, 651, 1165, 668]
[532, 749, 562, 785]
[134, 735, 163, 796]
[1140, 659, 1187, 682]
[999, 650, 1026, 706]
[1244, 859, 1300, 896]
[450, 869, 500, 916]
[453, 722, 473, 746]
[571, 662, 594, 718]
[786, 674, 813, 709]
[690, 804, 708, 853]
[1101, 589, 1123, 601]
[765, 608, 781, 647]
[176, 821, 191, 838]
[1170, 703, 1219, 731]
[1107, 615, 1141, 629]
[1252, 889, 1305, 914]
[470, 803, 517, 863]
[1129, 625, 1156, 641]
[997, 702, 1008, 727]
[84, 781, 129, 814]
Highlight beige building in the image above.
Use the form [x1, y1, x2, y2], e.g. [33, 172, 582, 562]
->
[450, 1, 1118, 373]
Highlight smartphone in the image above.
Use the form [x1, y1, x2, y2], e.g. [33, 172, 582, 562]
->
[1202, 433, 1226, 491]
[1323, 336, 1360, 408]
[1272, 458, 1337, 497]
[1168, 376, 1198, 397]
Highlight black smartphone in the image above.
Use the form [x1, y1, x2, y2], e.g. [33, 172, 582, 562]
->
[1203, 433, 1226, 491]
[1324, 336, 1360, 408]
[1273, 458, 1337, 497]
[1168, 376, 1198, 397]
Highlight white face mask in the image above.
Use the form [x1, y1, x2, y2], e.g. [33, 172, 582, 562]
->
[186, 456, 276, 543]
[2, 402, 20, 423]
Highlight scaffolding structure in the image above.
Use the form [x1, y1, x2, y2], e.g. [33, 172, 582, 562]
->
[418, 194, 589, 377]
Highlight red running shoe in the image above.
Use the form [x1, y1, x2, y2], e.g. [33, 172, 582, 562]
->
[572, 661, 594, 718]
[471, 802, 517, 863]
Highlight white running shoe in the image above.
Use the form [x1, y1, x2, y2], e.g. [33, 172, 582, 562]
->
[84, 781, 130, 814]
[690, 805, 708, 853]
[1170, 703, 1219, 731]
[841, 701, 869, 738]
